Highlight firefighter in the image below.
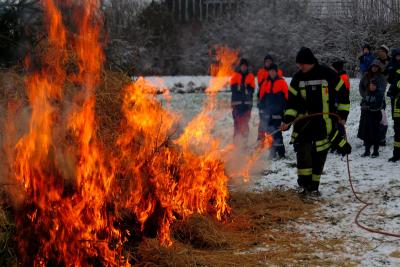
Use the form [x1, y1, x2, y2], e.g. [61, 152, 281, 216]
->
[257, 54, 284, 139]
[387, 48, 400, 162]
[280, 47, 352, 195]
[257, 54, 284, 87]
[331, 60, 350, 154]
[332, 60, 350, 91]
[230, 58, 255, 144]
[257, 63, 288, 159]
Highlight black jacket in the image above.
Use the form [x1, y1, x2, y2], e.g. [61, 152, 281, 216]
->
[359, 72, 387, 99]
[284, 64, 350, 145]
[358, 90, 384, 143]
[387, 52, 400, 99]
[230, 71, 255, 106]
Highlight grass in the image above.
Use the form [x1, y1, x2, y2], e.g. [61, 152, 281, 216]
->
[135, 190, 359, 267]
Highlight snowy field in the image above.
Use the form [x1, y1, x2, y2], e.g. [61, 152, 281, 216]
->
[150, 77, 400, 266]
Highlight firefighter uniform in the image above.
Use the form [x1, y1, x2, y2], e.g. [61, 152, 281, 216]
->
[257, 67, 284, 88]
[387, 49, 400, 162]
[284, 48, 351, 192]
[230, 60, 255, 141]
[331, 61, 351, 153]
[339, 71, 350, 91]
[258, 65, 288, 158]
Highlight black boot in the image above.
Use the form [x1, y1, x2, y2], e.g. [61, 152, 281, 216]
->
[371, 144, 379, 158]
[389, 149, 400, 162]
[361, 145, 371, 157]
[277, 146, 286, 159]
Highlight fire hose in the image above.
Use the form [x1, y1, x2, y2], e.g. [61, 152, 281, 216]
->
[267, 112, 400, 238]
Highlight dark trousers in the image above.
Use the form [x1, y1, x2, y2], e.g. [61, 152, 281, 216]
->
[379, 110, 388, 144]
[394, 118, 400, 156]
[232, 105, 252, 140]
[364, 141, 379, 153]
[296, 142, 328, 191]
[258, 112, 285, 157]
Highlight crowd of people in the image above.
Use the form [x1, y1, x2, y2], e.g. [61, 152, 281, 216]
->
[357, 44, 400, 161]
[230, 45, 400, 196]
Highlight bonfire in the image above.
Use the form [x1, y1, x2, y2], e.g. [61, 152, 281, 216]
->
[0, 0, 275, 266]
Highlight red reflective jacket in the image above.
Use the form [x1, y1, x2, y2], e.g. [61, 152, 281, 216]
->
[230, 72, 256, 88]
[340, 73, 350, 91]
[259, 78, 288, 101]
[257, 68, 284, 86]
[230, 71, 256, 105]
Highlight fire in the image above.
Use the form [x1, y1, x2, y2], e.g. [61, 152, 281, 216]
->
[1, 0, 235, 265]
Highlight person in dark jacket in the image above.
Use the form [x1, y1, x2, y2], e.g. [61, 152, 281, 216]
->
[257, 55, 284, 140]
[359, 60, 387, 98]
[359, 44, 375, 75]
[257, 54, 284, 87]
[330, 60, 350, 154]
[332, 60, 350, 91]
[357, 79, 384, 158]
[230, 58, 255, 144]
[386, 48, 400, 162]
[257, 64, 288, 159]
[387, 48, 400, 118]
[359, 59, 388, 146]
[377, 45, 391, 77]
[281, 47, 352, 196]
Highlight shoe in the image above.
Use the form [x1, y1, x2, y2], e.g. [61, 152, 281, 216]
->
[296, 187, 308, 196]
[361, 151, 370, 157]
[308, 190, 321, 197]
[389, 156, 400, 162]
[371, 152, 379, 158]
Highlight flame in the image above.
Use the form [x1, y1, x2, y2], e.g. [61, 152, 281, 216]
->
[116, 77, 231, 246]
[2, 1, 234, 265]
[10, 1, 125, 265]
[241, 133, 274, 182]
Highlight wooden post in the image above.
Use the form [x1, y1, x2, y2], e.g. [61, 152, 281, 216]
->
[185, 0, 189, 21]
[206, 1, 209, 21]
[178, 0, 182, 21]
[172, 0, 176, 19]
[199, 0, 203, 21]
[192, 0, 196, 20]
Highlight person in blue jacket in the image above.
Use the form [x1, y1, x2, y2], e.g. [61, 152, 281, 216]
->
[359, 44, 375, 75]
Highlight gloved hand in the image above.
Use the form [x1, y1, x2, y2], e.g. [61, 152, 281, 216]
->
[336, 141, 352, 156]
[280, 123, 290, 131]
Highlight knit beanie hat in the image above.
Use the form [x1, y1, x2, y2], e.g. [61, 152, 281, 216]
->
[264, 54, 273, 62]
[239, 58, 249, 67]
[379, 45, 390, 54]
[296, 47, 318, 64]
[332, 60, 345, 72]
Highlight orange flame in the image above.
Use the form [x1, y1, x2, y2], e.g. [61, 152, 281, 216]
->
[116, 77, 230, 246]
[3, 1, 234, 265]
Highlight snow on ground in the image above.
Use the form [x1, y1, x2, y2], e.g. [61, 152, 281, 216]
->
[145, 76, 211, 93]
[151, 77, 400, 266]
